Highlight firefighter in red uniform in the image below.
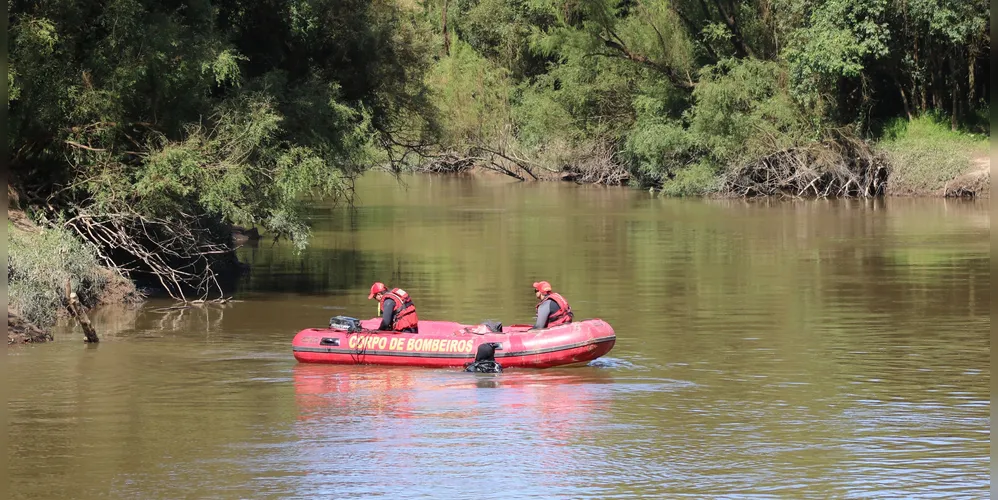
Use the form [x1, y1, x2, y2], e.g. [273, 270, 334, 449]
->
[368, 282, 419, 333]
[530, 281, 573, 330]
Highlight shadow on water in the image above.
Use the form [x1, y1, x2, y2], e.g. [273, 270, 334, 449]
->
[233, 246, 448, 299]
[233, 247, 395, 296]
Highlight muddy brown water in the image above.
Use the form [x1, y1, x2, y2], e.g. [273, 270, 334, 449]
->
[7, 174, 990, 498]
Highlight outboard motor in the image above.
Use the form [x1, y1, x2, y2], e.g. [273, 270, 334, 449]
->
[329, 316, 362, 333]
[464, 342, 503, 373]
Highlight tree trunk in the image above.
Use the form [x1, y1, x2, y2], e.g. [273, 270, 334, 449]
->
[442, 0, 450, 56]
[65, 279, 99, 343]
[712, 0, 754, 58]
[931, 67, 941, 110]
[967, 50, 976, 106]
[949, 55, 958, 131]
[896, 78, 913, 120]
[912, 32, 926, 113]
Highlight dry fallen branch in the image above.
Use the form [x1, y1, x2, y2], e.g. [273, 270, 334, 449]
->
[559, 142, 631, 185]
[64, 140, 107, 152]
[62, 208, 233, 302]
[151, 297, 237, 313]
[414, 152, 479, 174]
[474, 144, 541, 180]
[720, 136, 889, 198]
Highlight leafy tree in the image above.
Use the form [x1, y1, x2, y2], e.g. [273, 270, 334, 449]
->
[416, 0, 988, 192]
[9, 0, 439, 298]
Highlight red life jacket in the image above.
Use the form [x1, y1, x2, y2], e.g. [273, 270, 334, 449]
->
[536, 292, 573, 328]
[380, 288, 418, 331]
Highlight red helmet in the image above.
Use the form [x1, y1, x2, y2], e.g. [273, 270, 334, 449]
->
[368, 282, 388, 299]
[532, 281, 552, 293]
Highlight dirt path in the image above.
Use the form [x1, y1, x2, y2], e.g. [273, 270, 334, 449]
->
[944, 155, 990, 198]
[972, 155, 990, 173]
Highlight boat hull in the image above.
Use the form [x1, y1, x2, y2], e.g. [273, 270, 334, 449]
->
[292, 318, 615, 369]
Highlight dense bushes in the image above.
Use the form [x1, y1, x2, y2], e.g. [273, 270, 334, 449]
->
[418, 0, 989, 193]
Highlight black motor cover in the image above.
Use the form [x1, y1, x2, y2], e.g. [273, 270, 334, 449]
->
[329, 315, 361, 332]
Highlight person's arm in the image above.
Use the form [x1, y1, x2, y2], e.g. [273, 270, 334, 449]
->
[378, 298, 395, 331]
[531, 299, 558, 330]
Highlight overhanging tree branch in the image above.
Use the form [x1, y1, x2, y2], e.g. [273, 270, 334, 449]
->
[596, 35, 695, 89]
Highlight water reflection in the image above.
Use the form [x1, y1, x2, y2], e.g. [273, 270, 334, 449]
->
[290, 363, 619, 497]
[55, 300, 239, 342]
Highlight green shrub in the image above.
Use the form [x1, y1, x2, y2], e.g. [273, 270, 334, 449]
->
[659, 162, 721, 197]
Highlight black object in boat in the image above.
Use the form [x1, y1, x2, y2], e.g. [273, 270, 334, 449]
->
[329, 315, 362, 332]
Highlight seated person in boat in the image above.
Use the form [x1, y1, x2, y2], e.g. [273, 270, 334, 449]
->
[530, 281, 573, 330]
[368, 282, 419, 333]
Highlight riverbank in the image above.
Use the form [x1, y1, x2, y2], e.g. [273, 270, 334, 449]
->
[875, 116, 990, 198]
[7, 209, 143, 344]
[414, 130, 990, 199]
[7, 207, 262, 344]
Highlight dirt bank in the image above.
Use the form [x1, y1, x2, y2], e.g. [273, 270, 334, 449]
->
[8, 309, 53, 344]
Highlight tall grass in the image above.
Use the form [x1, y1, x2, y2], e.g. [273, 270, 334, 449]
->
[8, 221, 135, 328]
[877, 114, 988, 195]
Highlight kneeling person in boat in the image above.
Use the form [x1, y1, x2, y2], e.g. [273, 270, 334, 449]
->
[368, 282, 419, 333]
[530, 281, 573, 330]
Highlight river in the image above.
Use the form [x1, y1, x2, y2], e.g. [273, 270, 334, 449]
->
[8, 173, 990, 498]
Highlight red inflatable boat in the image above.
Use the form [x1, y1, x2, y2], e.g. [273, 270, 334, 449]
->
[291, 316, 616, 369]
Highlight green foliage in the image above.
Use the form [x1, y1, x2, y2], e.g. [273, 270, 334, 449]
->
[513, 84, 579, 149]
[659, 161, 721, 197]
[905, 0, 988, 44]
[625, 118, 695, 179]
[414, 0, 989, 195]
[689, 59, 816, 165]
[426, 39, 512, 148]
[455, 0, 553, 79]
[8, 222, 133, 328]
[9, 0, 439, 292]
[623, 59, 818, 184]
[782, 0, 890, 104]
